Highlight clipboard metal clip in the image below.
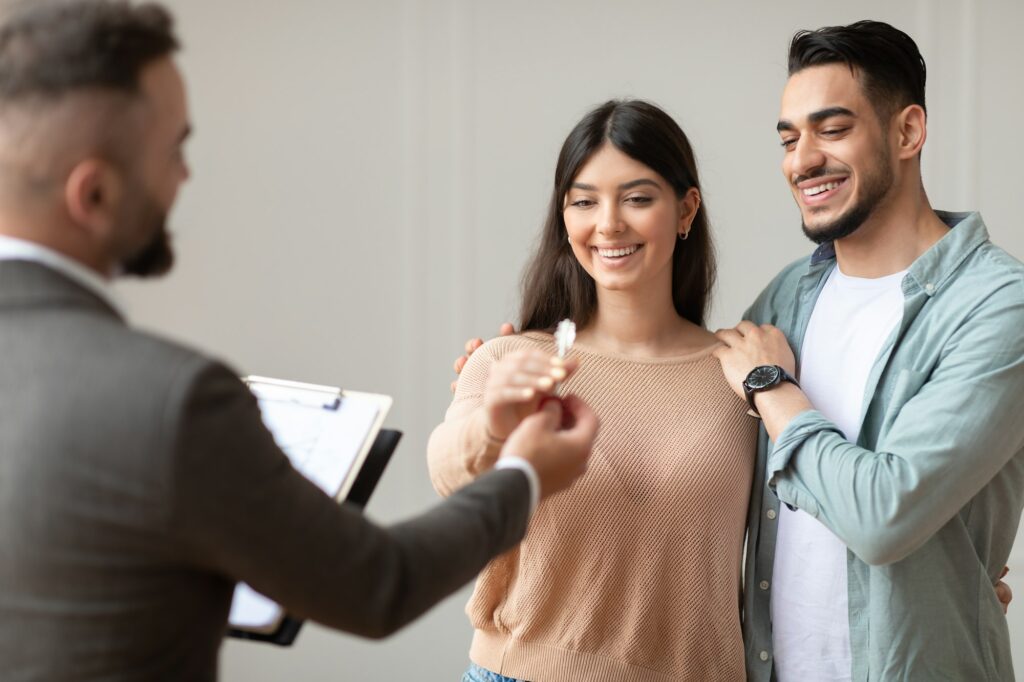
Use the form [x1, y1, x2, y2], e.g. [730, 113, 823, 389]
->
[244, 375, 343, 411]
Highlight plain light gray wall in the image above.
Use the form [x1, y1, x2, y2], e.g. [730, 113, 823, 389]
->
[114, 1, 1024, 679]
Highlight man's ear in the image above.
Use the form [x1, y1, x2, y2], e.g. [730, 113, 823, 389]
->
[64, 158, 121, 239]
[894, 104, 927, 160]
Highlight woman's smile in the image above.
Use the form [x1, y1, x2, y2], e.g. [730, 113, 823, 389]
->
[592, 243, 645, 268]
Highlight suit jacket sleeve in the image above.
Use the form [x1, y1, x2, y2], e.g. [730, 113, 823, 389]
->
[168, 362, 531, 638]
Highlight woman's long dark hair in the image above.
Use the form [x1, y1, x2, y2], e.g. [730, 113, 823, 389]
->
[519, 99, 716, 332]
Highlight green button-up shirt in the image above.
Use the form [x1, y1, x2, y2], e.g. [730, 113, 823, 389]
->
[742, 211, 1024, 681]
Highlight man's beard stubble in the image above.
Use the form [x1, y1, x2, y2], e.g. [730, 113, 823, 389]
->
[119, 187, 174, 278]
[800, 147, 895, 246]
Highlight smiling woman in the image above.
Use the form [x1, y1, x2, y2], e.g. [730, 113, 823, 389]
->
[563, 144, 700, 309]
[520, 99, 715, 336]
[427, 100, 758, 681]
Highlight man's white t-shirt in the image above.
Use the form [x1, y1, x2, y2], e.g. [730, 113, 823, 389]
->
[770, 265, 906, 681]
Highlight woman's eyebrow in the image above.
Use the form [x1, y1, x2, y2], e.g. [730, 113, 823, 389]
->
[570, 178, 659, 191]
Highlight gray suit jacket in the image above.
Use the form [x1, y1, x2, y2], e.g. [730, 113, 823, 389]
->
[0, 260, 530, 681]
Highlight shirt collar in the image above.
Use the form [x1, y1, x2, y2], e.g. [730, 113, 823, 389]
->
[0, 236, 125, 316]
[905, 211, 989, 296]
[804, 210, 989, 297]
[810, 241, 836, 266]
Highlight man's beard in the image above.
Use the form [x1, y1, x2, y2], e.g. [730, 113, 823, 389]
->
[800, 148, 894, 245]
[119, 190, 174, 278]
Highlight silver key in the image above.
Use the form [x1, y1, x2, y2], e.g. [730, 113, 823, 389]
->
[554, 319, 576, 360]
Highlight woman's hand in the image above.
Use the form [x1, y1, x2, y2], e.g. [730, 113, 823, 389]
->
[484, 348, 576, 441]
[997, 566, 1013, 614]
[452, 323, 515, 393]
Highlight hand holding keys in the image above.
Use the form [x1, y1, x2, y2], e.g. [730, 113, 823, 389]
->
[483, 319, 579, 440]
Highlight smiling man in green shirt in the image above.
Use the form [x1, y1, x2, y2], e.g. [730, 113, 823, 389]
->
[715, 20, 1024, 682]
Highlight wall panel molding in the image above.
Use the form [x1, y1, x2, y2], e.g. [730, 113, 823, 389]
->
[916, 0, 980, 209]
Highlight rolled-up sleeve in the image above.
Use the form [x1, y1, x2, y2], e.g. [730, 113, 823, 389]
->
[767, 285, 1024, 567]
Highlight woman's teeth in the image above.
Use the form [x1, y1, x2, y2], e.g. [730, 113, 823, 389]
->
[597, 245, 640, 258]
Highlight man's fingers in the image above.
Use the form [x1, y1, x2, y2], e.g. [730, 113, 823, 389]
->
[450, 380, 458, 394]
[499, 322, 515, 336]
[538, 396, 563, 423]
[517, 400, 561, 433]
[735, 320, 758, 335]
[714, 328, 743, 347]
[465, 338, 484, 355]
[559, 395, 599, 443]
[999, 565, 1009, 580]
[763, 324, 788, 344]
[453, 355, 468, 373]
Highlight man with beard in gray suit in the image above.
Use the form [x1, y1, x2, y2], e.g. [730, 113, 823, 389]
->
[0, 2, 598, 680]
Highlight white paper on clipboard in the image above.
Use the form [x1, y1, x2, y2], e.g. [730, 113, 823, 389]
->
[228, 376, 392, 633]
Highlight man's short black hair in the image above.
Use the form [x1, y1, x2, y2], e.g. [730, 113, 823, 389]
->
[788, 20, 926, 121]
[0, 0, 178, 102]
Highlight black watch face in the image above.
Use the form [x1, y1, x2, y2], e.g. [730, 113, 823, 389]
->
[746, 365, 781, 390]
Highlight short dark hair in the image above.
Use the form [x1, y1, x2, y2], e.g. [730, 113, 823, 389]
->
[788, 20, 926, 121]
[0, 0, 178, 102]
[519, 99, 716, 331]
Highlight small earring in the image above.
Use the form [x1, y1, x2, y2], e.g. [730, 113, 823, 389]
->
[679, 231, 689, 241]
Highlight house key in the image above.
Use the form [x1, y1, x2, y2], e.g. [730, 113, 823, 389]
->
[541, 319, 576, 428]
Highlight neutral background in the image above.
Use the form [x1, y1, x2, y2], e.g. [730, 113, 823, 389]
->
[116, 0, 1023, 679]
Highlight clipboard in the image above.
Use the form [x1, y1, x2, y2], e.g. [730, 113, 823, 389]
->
[226, 376, 400, 646]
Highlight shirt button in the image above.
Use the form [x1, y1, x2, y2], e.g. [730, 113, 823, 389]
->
[766, 509, 777, 520]
[925, 283, 935, 294]
[760, 651, 770, 662]
[759, 580, 770, 590]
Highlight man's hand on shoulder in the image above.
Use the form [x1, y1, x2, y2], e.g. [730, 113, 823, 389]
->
[713, 321, 810, 439]
[451, 322, 516, 393]
[712, 321, 796, 398]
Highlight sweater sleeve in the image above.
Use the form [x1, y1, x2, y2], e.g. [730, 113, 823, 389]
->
[427, 340, 507, 497]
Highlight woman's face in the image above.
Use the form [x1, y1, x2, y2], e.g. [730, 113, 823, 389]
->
[563, 142, 698, 298]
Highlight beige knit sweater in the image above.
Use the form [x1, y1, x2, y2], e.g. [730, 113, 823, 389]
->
[427, 332, 757, 682]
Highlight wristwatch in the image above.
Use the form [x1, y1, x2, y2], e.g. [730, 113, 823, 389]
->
[742, 365, 799, 416]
